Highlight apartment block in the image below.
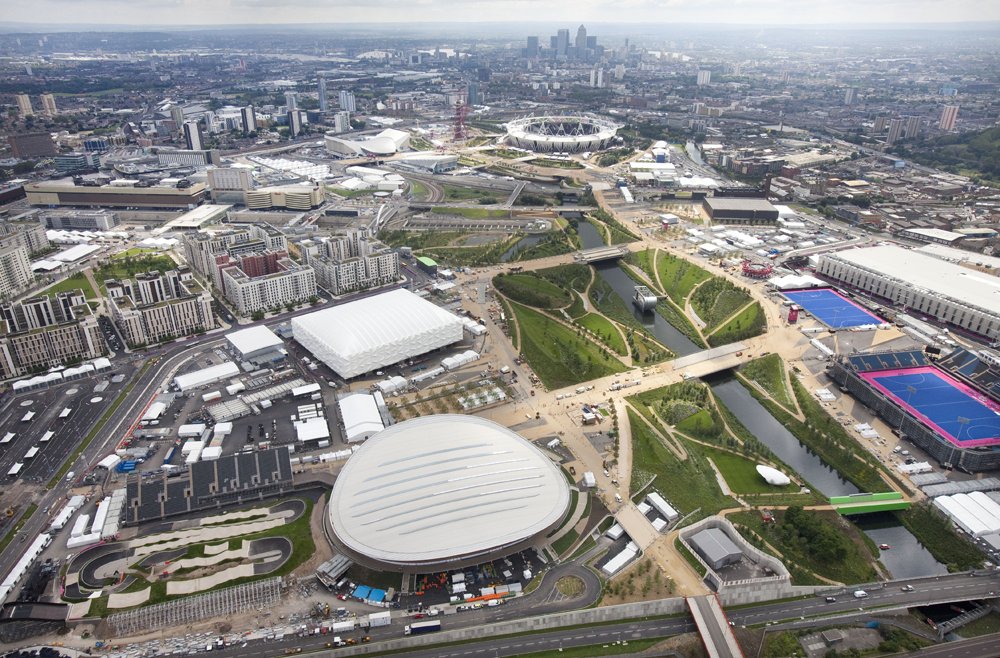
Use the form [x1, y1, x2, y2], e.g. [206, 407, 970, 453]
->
[105, 268, 214, 347]
[0, 245, 34, 299]
[301, 229, 400, 296]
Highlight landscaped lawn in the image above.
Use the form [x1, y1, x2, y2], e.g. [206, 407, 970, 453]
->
[43, 272, 99, 299]
[655, 251, 711, 304]
[95, 254, 177, 290]
[430, 206, 510, 219]
[707, 301, 766, 347]
[575, 312, 627, 355]
[441, 184, 499, 203]
[508, 301, 626, 389]
[703, 446, 795, 495]
[690, 278, 755, 332]
[493, 273, 573, 309]
[738, 354, 795, 411]
[628, 409, 734, 523]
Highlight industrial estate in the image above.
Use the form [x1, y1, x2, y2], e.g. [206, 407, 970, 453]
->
[0, 15, 999, 658]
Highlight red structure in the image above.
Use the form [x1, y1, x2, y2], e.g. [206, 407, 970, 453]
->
[453, 100, 468, 141]
[788, 306, 799, 324]
[741, 259, 774, 279]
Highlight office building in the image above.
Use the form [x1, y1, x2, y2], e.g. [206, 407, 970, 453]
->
[54, 152, 101, 172]
[156, 149, 220, 167]
[40, 210, 119, 232]
[526, 36, 539, 58]
[16, 94, 33, 118]
[843, 87, 858, 106]
[183, 121, 204, 151]
[0, 290, 105, 378]
[466, 82, 480, 106]
[0, 220, 50, 254]
[939, 105, 959, 131]
[575, 25, 587, 52]
[301, 229, 401, 297]
[40, 93, 57, 116]
[0, 246, 33, 299]
[287, 110, 303, 137]
[8, 132, 57, 158]
[339, 90, 356, 112]
[240, 105, 257, 134]
[105, 268, 214, 347]
[318, 78, 328, 112]
[556, 29, 570, 57]
[697, 70, 712, 86]
[886, 118, 904, 145]
[169, 105, 185, 127]
[207, 167, 254, 203]
[284, 91, 298, 111]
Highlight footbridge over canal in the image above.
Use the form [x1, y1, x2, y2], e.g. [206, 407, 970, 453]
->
[671, 343, 749, 379]
[575, 244, 633, 263]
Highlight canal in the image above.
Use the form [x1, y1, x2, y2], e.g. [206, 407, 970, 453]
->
[578, 223, 944, 576]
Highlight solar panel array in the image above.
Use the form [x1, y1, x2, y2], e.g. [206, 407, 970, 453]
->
[125, 447, 293, 524]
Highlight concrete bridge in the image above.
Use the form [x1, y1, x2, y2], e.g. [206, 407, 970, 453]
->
[671, 343, 749, 379]
[688, 595, 744, 658]
[575, 244, 632, 263]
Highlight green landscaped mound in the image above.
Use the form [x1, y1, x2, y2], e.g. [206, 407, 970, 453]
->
[737, 354, 795, 411]
[706, 301, 766, 347]
[493, 273, 573, 309]
[690, 277, 755, 332]
[507, 301, 626, 389]
[655, 251, 711, 305]
[575, 313, 628, 356]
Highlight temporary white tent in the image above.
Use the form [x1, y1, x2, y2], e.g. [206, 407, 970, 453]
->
[292, 289, 464, 379]
[338, 393, 385, 443]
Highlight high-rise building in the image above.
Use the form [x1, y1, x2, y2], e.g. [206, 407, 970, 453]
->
[170, 105, 185, 127]
[556, 29, 570, 57]
[614, 64, 625, 81]
[24, 63, 32, 77]
[284, 91, 298, 111]
[526, 36, 539, 58]
[240, 105, 257, 133]
[466, 82, 480, 106]
[886, 117, 904, 145]
[318, 78, 328, 112]
[287, 110, 303, 137]
[0, 245, 33, 299]
[575, 25, 587, 52]
[339, 90, 356, 112]
[843, 87, 858, 106]
[873, 116, 889, 133]
[183, 121, 204, 151]
[939, 105, 959, 131]
[40, 93, 57, 115]
[903, 115, 922, 139]
[16, 94, 33, 117]
[333, 111, 351, 134]
[697, 70, 712, 86]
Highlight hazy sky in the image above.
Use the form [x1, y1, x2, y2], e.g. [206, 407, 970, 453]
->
[2, 0, 997, 26]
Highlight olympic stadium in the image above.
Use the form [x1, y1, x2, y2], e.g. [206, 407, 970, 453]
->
[327, 415, 571, 571]
[504, 115, 620, 153]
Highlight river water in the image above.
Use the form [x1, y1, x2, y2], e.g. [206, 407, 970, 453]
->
[500, 234, 545, 262]
[577, 226, 944, 576]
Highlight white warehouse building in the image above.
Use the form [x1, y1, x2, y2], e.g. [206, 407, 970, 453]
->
[291, 288, 464, 379]
[816, 245, 1000, 341]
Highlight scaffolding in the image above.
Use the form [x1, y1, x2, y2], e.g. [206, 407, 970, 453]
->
[107, 577, 282, 637]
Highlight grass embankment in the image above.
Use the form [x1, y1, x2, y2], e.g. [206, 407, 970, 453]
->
[674, 537, 707, 577]
[421, 235, 522, 267]
[654, 251, 711, 305]
[743, 376, 891, 494]
[707, 301, 766, 347]
[407, 179, 430, 201]
[493, 273, 572, 309]
[957, 612, 1000, 637]
[576, 313, 628, 356]
[507, 302, 626, 389]
[510, 232, 577, 261]
[430, 206, 510, 219]
[628, 409, 734, 524]
[730, 508, 879, 585]
[690, 278, 757, 335]
[623, 250, 705, 346]
[588, 209, 640, 243]
[532, 158, 584, 170]
[738, 354, 795, 412]
[379, 229, 468, 250]
[588, 278, 671, 363]
[897, 503, 983, 572]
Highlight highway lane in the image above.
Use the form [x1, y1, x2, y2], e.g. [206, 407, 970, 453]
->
[729, 572, 1000, 628]
[902, 633, 1000, 657]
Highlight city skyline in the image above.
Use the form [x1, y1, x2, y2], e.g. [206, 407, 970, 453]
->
[1, 0, 998, 27]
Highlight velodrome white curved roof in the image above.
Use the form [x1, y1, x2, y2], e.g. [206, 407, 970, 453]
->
[291, 289, 463, 379]
[329, 415, 571, 567]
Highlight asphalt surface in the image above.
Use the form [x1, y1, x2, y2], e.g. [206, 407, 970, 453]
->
[902, 634, 1000, 657]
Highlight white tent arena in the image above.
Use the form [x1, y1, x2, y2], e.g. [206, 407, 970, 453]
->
[292, 289, 464, 379]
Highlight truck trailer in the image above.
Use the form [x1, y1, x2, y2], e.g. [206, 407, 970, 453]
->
[404, 620, 441, 636]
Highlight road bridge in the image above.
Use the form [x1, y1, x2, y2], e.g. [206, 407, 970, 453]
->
[671, 342, 749, 378]
[688, 596, 744, 658]
[576, 244, 632, 263]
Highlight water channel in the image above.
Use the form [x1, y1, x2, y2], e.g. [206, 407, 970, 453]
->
[576, 221, 945, 576]
[500, 234, 545, 262]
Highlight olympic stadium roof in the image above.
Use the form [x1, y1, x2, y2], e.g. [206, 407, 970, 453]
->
[291, 289, 463, 379]
[329, 415, 571, 567]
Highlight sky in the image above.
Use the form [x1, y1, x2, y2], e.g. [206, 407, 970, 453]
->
[1, 0, 997, 27]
